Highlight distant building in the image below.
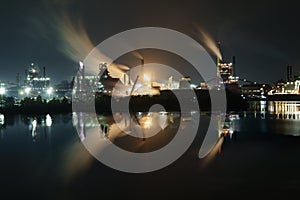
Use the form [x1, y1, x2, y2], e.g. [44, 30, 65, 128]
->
[241, 84, 264, 96]
[55, 80, 72, 98]
[25, 63, 50, 90]
[179, 77, 191, 89]
[216, 43, 239, 94]
[21, 63, 53, 98]
[270, 76, 300, 95]
[282, 81, 300, 94]
[241, 84, 271, 98]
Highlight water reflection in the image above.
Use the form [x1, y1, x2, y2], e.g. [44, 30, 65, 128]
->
[248, 101, 300, 136]
[221, 113, 240, 139]
[30, 119, 37, 139]
[46, 114, 52, 126]
[0, 113, 4, 125]
[247, 101, 267, 119]
[268, 101, 300, 120]
[71, 111, 241, 158]
[0, 114, 55, 140]
[0, 113, 5, 139]
[26, 114, 53, 142]
[72, 111, 181, 143]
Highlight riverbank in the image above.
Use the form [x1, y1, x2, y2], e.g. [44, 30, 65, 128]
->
[1, 89, 247, 114]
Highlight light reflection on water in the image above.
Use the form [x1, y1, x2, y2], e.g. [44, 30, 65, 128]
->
[248, 100, 300, 136]
[1, 101, 299, 143]
[0, 102, 299, 176]
[72, 111, 209, 144]
[1, 103, 300, 197]
[268, 101, 300, 120]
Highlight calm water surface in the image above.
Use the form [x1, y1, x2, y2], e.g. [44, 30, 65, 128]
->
[1, 101, 300, 199]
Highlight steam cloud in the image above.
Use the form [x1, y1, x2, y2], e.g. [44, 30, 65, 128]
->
[34, 1, 128, 80]
[193, 26, 222, 61]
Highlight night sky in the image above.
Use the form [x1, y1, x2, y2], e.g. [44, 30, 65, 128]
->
[1, 0, 299, 84]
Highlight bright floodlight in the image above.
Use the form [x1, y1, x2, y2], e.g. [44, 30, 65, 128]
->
[0, 87, 6, 95]
[46, 87, 53, 95]
[79, 60, 84, 70]
[143, 74, 151, 82]
[25, 87, 31, 94]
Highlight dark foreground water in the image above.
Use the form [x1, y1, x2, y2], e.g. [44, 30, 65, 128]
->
[1, 101, 300, 199]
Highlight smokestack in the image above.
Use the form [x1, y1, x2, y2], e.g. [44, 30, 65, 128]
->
[286, 64, 293, 82]
[128, 70, 131, 85]
[43, 66, 46, 78]
[16, 73, 20, 88]
[232, 56, 236, 77]
[124, 73, 127, 85]
[24, 69, 28, 84]
[217, 41, 221, 50]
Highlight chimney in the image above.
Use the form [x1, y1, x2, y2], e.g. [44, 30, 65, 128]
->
[24, 69, 28, 84]
[232, 56, 236, 77]
[128, 70, 131, 85]
[286, 64, 293, 82]
[43, 66, 46, 78]
[123, 73, 127, 85]
[16, 73, 20, 88]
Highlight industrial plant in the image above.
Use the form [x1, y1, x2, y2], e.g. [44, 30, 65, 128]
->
[1, 40, 300, 110]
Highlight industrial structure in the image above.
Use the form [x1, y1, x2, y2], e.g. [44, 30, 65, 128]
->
[0, 63, 55, 100]
[268, 65, 300, 95]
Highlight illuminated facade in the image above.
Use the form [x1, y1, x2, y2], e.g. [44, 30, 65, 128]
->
[20, 63, 53, 98]
[269, 80, 300, 95]
[25, 63, 50, 89]
[217, 57, 239, 85]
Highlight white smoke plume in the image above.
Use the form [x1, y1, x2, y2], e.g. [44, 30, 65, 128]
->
[193, 26, 222, 61]
[33, 1, 128, 80]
